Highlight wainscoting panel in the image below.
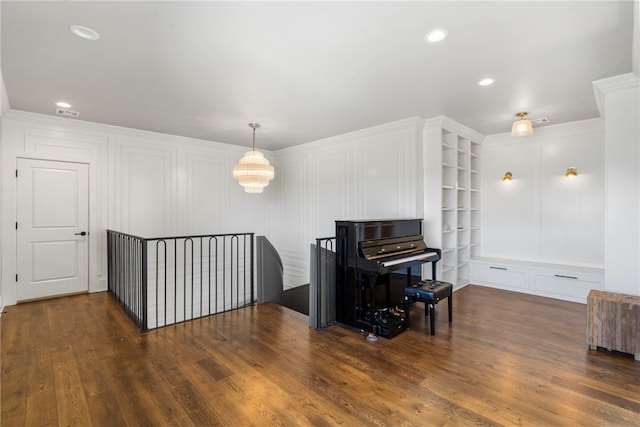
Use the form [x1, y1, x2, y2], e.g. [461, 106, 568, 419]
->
[183, 153, 228, 234]
[273, 117, 423, 291]
[273, 153, 309, 289]
[354, 130, 416, 219]
[481, 119, 605, 267]
[116, 143, 177, 238]
[310, 149, 348, 238]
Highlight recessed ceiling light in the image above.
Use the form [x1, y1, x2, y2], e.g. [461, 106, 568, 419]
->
[478, 78, 494, 86]
[56, 101, 72, 108]
[425, 29, 448, 43]
[69, 25, 100, 41]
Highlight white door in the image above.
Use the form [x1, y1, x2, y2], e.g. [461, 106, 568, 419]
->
[16, 159, 89, 301]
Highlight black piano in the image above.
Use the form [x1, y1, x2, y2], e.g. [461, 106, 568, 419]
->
[336, 219, 441, 338]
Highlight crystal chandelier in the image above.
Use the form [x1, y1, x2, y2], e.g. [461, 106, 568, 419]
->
[233, 123, 275, 193]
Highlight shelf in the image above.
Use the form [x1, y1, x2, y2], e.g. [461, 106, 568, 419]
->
[430, 125, 481, 294]
[442, 265, 455, 273]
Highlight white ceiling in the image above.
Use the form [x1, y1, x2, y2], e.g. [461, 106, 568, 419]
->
[1, 1, 634, 150]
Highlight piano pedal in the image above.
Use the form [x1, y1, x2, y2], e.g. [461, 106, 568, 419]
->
[390, 306, 405, 316]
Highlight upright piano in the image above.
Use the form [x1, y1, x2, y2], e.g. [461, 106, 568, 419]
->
[336, 219, 441, 338]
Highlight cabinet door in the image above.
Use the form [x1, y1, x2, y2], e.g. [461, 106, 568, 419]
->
[533, 273, 602, 300]
[470, 262, 528, 289]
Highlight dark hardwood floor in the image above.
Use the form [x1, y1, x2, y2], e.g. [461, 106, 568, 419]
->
[2, 285, 639, 426]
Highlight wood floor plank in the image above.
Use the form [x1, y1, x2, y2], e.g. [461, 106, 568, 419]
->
[3, 285, 640, 426]
[51, 348, 92, 426]
[86, 391, 128, 427]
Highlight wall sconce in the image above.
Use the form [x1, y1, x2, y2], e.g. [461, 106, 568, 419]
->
[565, 167, 578, 179]
[502, 172, 513, 183]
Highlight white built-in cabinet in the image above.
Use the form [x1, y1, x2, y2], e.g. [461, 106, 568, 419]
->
[423, 117, 483, 288]
[470, 257, 603, 304]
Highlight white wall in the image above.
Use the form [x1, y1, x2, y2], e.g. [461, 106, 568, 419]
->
[271, 117, 424, 288]
[594, 73, 640, 296]
[633, 0, 639, 77]
[0, 71, 9, 116]
[0, 69, 6, 309]
[481, 119, 605, 267]
[1, 110, 271, 306]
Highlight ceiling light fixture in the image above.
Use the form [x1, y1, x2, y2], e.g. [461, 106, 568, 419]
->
[478, 78, 494, 86]
[56, 101, 72, 108]
[425, 29, 448, 43]
[69, 25, 100, 41]
[565, 167, 578, 179]
[233, 123, 275, 194]
[511, 112, 533, 137]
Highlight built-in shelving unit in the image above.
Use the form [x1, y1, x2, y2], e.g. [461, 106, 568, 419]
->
[423, 116, 483, 288]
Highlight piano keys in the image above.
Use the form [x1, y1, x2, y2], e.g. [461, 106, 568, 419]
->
[335, 219, 441, 338]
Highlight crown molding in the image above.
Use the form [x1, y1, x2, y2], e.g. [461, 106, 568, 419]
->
[593, 73, 640, 118]
[275, 116, 424, 155]
[484, 117, 604, 145]
[2, 109, 254, 154]
[423, 115, 484, 142]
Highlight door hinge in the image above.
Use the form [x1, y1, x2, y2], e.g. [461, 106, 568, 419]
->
[15, 222, 18, 230]
[16, 169, 18, 177]
[15, 274, 18, 282]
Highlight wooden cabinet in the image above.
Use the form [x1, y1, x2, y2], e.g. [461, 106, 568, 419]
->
[587, 290, 640, 360]
[424, 116, 483, 288]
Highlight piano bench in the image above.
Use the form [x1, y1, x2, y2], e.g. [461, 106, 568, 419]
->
[403, 280, 453, 336]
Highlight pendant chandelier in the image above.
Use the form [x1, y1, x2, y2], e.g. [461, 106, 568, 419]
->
[233, 123, 275, 193]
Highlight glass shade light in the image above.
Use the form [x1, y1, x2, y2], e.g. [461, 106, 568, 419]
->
[511, 112, 533, 137]
[502, 172, 513, 183]
[233, 123, 274, 193]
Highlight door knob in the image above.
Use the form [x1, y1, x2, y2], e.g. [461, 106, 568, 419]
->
[75, 231, 87, 236]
